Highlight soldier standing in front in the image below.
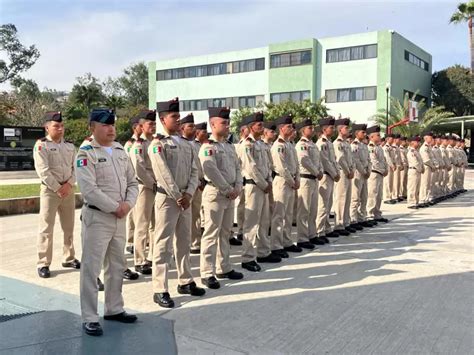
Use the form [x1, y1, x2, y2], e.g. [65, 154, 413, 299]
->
[76, 109, 139, 336]
[33, 111, 80, 278]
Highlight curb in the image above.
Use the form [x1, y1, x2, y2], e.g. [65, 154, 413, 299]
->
[0, 193, 83, 216]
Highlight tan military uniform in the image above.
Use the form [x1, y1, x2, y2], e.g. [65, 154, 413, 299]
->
[191, 139, 205, 251]
[431, 145, 443, 198]
[419, 142, 435, 203]
[76, 139, 138, 323]
[296, 137, 323, 242]
[34, 136, 77, 268]
[446, 144, 457, 193]
[148, 134, 198, 292]
[316, 134, 339, 236]
[124, 134, 138, 248]
[407, 147, 424, 207]
[383, 144, 396, 201]
[334, 136, 354, 230]
[235, 139, 246, 237]
[129, 134, 156, 266]
[439, 145, 451, 196]
[350, 138, 371, 223]
[200, 135, 243, 278]
[367, 142, 388, 220]
[400, 146, 408, 198]
[392, 144, 403, 199]
[270, 136, 299, 249]
[459, 147, 468, 190]
[262, 138, 275, 216]
[241, 134, 272, 262]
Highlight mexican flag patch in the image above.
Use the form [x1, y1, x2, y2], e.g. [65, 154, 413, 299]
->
[34, 145, 42, 151]
[77, 159, 87, 167]
[203, 149, 214, 156]
[153, 146, 162, 154]
[134, 148, 142, 154]
[277, 147, 284, 153]
[300, 146, 308, 151]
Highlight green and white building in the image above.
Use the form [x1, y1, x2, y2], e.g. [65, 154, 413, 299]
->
[148, 30, 432, 124]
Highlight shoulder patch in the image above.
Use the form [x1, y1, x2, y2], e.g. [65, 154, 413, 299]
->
[202, 147, 215, 156]
[80, 145, 93, 151]
[155, 134, 164, 140]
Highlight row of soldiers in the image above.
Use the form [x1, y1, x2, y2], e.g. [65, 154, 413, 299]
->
[33, 103, 468, 336]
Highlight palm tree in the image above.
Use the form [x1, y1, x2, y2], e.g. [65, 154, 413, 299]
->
[104, 95, 126, 112]
[373, 92, 454, 136]
[450, 1, 474, 72]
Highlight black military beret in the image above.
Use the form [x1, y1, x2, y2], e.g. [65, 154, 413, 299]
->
[386, 133, 396, 138]
[408, 136, 421, 142]
[195, 122, 207, 130]
[263, 121, 277, 130]
[318, 117, 335, 126]
[295, 119, 313, 131]
[366, 125, 381, 134]
[129, 116, 140, 126]
[335, 118, 351, 126]
[180, 113, 194, 125]
[137, 109, 157, 121]
[157, 97, 179, 113]
[242, 111, 264, 125]
[208, 107, 230, 119]
[400, 136, 407, 141]
[44, 111, 62, 123]
[352, 123, 367, 131]
[274, 114, 293, 126]
[89, 108, 115, 125]
[393, 134, 401, 139]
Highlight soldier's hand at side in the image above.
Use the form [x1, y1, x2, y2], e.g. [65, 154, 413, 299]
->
[317, 173, 323, 181]
[347, 171, 354, 179]
[263, 183, 272, 194]
[334, 174, 341, 182]
[178, 193, 192, 210]
[57, 183, 72, 198]
[294, 180, 300, 190]
[399, 166, 404, 171]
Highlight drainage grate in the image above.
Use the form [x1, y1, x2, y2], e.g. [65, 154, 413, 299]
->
[0, 298, 43, 323]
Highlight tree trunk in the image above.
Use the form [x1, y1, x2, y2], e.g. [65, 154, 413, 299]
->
[469, 17, 473, 73]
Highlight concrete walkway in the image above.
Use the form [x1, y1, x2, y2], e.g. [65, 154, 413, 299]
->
[0, 172, 473, 354]
[0, 170, 39, 185]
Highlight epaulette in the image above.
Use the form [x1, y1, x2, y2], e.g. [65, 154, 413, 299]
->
[278, 138, 285, 143]
[154, 134, 164, 140]
[80, 145, 93, 151]
[368, 142, 374, 146]
[352, 140, 358, 144]
[130, 137, 136, 143]
[65, 140, 74, 144]
[40, 137, 47, 142]
[322, 137, 327, 142]
[85, 136, 93, 142]
[181, 136, 191, 141]
[208, 139, 216, 144]
[336, 138, 342, 142]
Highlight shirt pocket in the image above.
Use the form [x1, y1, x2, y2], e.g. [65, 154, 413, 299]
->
[164, 144, 178, 171]
[48, 149, 62, 167]
[95, 160, 115, 183]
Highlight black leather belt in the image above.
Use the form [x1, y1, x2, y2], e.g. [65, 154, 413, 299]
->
[409, 167, 417, 170]
[273, 172, 296, 178]
[155, 185, 167, 195]
[372, 170, 383, 176]
[85, 203, 101, 211]
[300, 174, 316, 180]
[323, 171, 330, 175]
[244, 178, 256, 185]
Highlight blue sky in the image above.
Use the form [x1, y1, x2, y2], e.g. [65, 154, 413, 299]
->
[0, 0, 469, 91]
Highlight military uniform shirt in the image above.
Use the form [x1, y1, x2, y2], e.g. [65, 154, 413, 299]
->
[295, 136, 323, 177]
[241, 134, 272, 191]
[316, 134, 339, 179]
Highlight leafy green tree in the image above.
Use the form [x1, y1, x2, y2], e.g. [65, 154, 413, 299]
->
[373, 92, 454, 136]
[63, 118, 89, 147]
[432, 65, 474, 116]
[0, 24, 40, 83]
[117, 62, 148, 106]
[450, 1, 474, 71]
[69, 73, 104, 111]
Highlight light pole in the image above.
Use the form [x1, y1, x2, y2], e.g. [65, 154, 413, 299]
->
[385, 83, 390, 134]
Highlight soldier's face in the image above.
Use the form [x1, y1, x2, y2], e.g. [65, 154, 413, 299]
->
[211, 117, 230, 137]
[45, 121, 64, 140]
[339, 125, 350, 137]
[323, 125, 334, 137]
[182, 123, 196, 138]
[370, 132, 381, 144]
[161, 112, 180, 133]
[92, 123, 116, 144]
[141, 120, 156, 135]
[302, 126, 314, 138]
[133, 124, 143, 136]
[280, 124, 293, 138]
[425, 136, 433, 144]
[196, 129, 207, 141]
[264, 129, 276, 141]
[251, 122, 264, 137]
[355, 130, 365, 140]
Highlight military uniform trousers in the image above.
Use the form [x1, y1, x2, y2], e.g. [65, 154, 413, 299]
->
[37, 184, 76, 267]
[383, 168, 394, 201]
[334, 173, 352, 230]
[191, 188, 203, 251]
[126, 208, 135, 246]
[316, 174, 335, 236]
[271, 176, 296, 249]
[236, 189, 245, 235]
[200, 185, 234, 278]
[431, 169, 440, 199]
[407, 169, 421, 207]
[242, 184, 271, 262]
[419, 168, 432, 203]
[448, 167, 456, 193]
[133, 184, 155, 266]
[80, 207, 126, 323]
[367, 172, 384, 220]
[152, 192, 194, 293]
[393, 168, 402, 199]
[401, 169, 408, 197]
[440, 169, 449, 195]
[297, 177, 318, 242]
[350, 173, 368, 223]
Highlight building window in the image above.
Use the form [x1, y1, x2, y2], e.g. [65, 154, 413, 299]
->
[325, 86, 377, 103]
[404, 50, 429, 71]
[270, 90, 311, 103]
[270, 50, 312, 68]
[156, 57, 265, 81]
[326, 44, 377, 63]
[175, 95, 263, 111]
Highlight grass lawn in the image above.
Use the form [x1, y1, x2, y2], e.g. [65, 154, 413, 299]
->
[0, 184, 80, 199]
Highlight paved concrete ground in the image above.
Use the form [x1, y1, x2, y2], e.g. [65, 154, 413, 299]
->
[0, 171, 473, 354]
[0, 170, 39, 185]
